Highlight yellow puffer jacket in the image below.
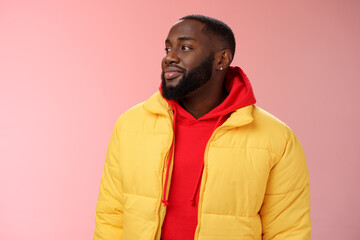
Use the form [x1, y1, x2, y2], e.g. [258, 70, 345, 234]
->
[94, 92, 311, 240]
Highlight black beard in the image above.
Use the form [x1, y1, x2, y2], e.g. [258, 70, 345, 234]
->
[161, 54, 214, 100]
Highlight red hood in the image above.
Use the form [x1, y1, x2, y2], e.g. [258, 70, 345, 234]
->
[161, 66, 256, 119]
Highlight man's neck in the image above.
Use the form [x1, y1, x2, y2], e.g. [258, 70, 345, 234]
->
[180, 86, 227, 119]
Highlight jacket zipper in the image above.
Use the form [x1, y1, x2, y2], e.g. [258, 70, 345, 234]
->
[153, 113, 174, 240]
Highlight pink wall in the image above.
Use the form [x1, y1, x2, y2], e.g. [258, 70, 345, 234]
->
[1, 0, 359, 239]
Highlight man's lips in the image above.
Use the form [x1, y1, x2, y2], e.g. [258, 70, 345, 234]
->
[164, 66, 184, 80]
[164, 71, 182, 80]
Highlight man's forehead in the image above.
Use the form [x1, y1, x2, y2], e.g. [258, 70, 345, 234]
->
[166, 19, 206, 40]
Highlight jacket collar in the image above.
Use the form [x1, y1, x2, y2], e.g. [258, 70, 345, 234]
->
[221, 105, 254, 129]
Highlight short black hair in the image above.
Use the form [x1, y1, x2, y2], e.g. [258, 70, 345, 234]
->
[179, 15, 236, 59]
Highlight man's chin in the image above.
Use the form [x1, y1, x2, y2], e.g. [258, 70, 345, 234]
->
[161, 88, 177, 100]
[161, 77, 184, 100]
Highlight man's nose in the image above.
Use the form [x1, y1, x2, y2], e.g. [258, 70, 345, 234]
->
[164, 50, 180, 65]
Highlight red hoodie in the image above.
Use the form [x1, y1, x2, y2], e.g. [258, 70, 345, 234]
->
[161, 66, 256, 240]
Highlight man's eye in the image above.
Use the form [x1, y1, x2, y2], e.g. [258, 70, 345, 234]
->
[182, 46, 192, 51]
[165, 47, 171, 53]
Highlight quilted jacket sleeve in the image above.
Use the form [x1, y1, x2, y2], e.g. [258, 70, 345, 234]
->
[94, 122, 123, 239]
[260, 130, 311, 240]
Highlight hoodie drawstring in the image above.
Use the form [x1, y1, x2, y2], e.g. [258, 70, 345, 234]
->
[162, 108, 177, 206]
[190, 164, 204, 206]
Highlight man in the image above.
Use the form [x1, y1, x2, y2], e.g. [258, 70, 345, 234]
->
[94, 15, 311, 240]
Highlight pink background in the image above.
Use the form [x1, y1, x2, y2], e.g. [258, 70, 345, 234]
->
[1, 0, 359, 239]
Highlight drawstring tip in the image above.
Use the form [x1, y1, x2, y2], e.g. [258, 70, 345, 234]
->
[162, 200, 169, 206]
[191, 200, 196, 206]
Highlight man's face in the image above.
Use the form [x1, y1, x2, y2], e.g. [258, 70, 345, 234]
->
[161, 20, 215, 100]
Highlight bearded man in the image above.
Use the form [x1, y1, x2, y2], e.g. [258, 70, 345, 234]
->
[94, 15, 311, 240]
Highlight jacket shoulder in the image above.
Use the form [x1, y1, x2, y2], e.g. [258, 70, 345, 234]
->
[113, 101, 149, 132]
[244, 105, 300, 159]
[252, 105, 292, 135]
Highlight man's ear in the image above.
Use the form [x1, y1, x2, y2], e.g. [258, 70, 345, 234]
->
[215, 49, 232, 71]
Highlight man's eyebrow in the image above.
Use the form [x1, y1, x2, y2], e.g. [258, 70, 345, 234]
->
[178, 36, 196, 41]
[165, 36, 196, 44]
